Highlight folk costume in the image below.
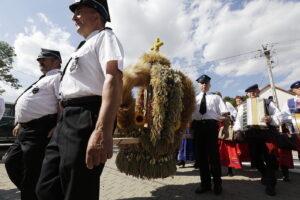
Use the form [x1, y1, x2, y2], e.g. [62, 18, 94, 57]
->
[4, 49, 61, 200]
[36, 1, 124, 200]
[218, 101, 242, 170]
[191, 74, 228, 195]
[177, 127, 195, 168]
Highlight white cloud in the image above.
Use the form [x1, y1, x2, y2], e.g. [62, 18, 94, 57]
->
[188, 0, 300, 86]
[108, 0, 197, 67]
[108, 0, 299, 90]
[2, 13, 75, 102]
[2, 0, 300, 102]
[224, 79, 234, 88]
[237, 89, 244, 94]
[27, 17, 34, 23]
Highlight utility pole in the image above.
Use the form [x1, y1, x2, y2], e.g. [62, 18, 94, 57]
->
[262, 45, 279, 108]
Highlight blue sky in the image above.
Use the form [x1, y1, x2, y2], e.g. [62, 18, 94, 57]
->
[1, 0, 300, 102]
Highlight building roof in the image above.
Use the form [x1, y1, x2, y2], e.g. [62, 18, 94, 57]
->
[260, 84, 295, 96]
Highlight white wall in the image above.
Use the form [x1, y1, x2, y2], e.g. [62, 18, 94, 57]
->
[260, 87, 294, 110]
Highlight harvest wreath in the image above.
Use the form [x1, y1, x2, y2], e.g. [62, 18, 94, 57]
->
[114, 39, 195, 178]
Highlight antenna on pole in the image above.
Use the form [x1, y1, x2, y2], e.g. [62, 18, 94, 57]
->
[261, 44, 279, 109]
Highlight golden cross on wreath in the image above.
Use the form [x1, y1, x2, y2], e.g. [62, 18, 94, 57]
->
[150, 38, 164, 53]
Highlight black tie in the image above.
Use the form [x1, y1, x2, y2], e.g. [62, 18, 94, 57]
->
[199, 93, 207, 115]
[15, 74, 45, 104]
[61, 40, 86, 81]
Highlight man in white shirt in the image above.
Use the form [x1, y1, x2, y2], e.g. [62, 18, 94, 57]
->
[191, 74, 228, 195]
[281, 80, 300, 160]
[233, 84, 281, 196]
[281, 81, 300, 132]
[4, 48, 61, 200]
[36, 1, 123, 200]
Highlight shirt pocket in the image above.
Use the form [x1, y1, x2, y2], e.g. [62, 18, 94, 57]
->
[69, 56, 80, 73]
[69, 47, 91, 73]
[30, 80, 48, 96]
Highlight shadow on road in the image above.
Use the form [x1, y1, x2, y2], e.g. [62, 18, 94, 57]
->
[0, 188, 20, 200]
[119, 169, 300, 200]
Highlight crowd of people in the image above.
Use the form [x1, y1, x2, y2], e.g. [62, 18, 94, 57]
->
[177, 75, 300, 196]
[1, 0, 300, 200]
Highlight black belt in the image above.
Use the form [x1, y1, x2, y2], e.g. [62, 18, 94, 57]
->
[61, 95, 102, 107]
[195, 119, 218, 124]
[20, 114, 57, 128]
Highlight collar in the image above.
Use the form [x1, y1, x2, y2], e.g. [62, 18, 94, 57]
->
[86, 28, 108, 41]
[200, 92, 212, 95]
[45, 69, 61, 76]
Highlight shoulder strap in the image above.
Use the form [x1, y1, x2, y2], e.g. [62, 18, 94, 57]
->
[264, 99, 271, 116]
[288, 98, 295, 113]
[61, 27, 112, 82]
[14, 75, 45, 105]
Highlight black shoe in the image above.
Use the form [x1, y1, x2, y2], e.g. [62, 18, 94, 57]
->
[177, 160, 185, 168]
[227, 167, 234, 176]
[193, 161, 199, 169]
[1, 152, 8, 162]
[265, 186, 276, 196]
[227, 172, 234, 177]
[195, 186, 211, 194]
[283, 176, 290, 182]
[281, 167, 290, 182]
[261, 176, 267, 186]
[213, 185, 222, 195]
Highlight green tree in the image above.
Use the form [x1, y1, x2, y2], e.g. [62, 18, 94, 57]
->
[0, 41, 21, 94]
[223, 96, 236, 106]
[223, 95, 248, 107]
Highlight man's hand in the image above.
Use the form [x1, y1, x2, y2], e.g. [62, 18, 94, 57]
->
[12, 124, 21, 136]
[47, 127, 56, 138]
[219, 115, 229, 122]
[85, 128, 113, 169]
[261, 115, 272, 123]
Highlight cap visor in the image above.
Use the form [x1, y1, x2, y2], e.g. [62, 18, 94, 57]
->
[69, 2, 80, 12]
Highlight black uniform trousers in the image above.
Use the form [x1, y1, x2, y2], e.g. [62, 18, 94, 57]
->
[246, 132, 278, 187]
[36, 97, 104, 200]
[192, 120, 222, 188]
[4, 114, 56, 200]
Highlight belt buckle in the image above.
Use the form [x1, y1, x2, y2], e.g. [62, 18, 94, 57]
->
[61, 99, 69, 107]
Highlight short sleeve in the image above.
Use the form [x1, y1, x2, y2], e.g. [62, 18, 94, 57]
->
[53, 74, 61, 100]
[99, 31, 124, 75]
[217, 96, 229, 114]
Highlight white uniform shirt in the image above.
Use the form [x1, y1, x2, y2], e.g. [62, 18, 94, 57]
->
[192, 92, 228, 121]
[60, 29, 124, 99]
[0, 97, 5, 120]
[15, 69, 61, 123]
[225, 101, 237, 120]
[233, 99, 281, 131]
[281, 96, 300, 123]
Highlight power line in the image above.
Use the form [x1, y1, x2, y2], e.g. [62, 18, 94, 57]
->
[181, 38, 300, 70]
[176, 49, 261, 70]
[271, 38, 300, 46]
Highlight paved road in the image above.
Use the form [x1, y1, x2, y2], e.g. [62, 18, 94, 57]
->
[1, 148, 300, 200]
